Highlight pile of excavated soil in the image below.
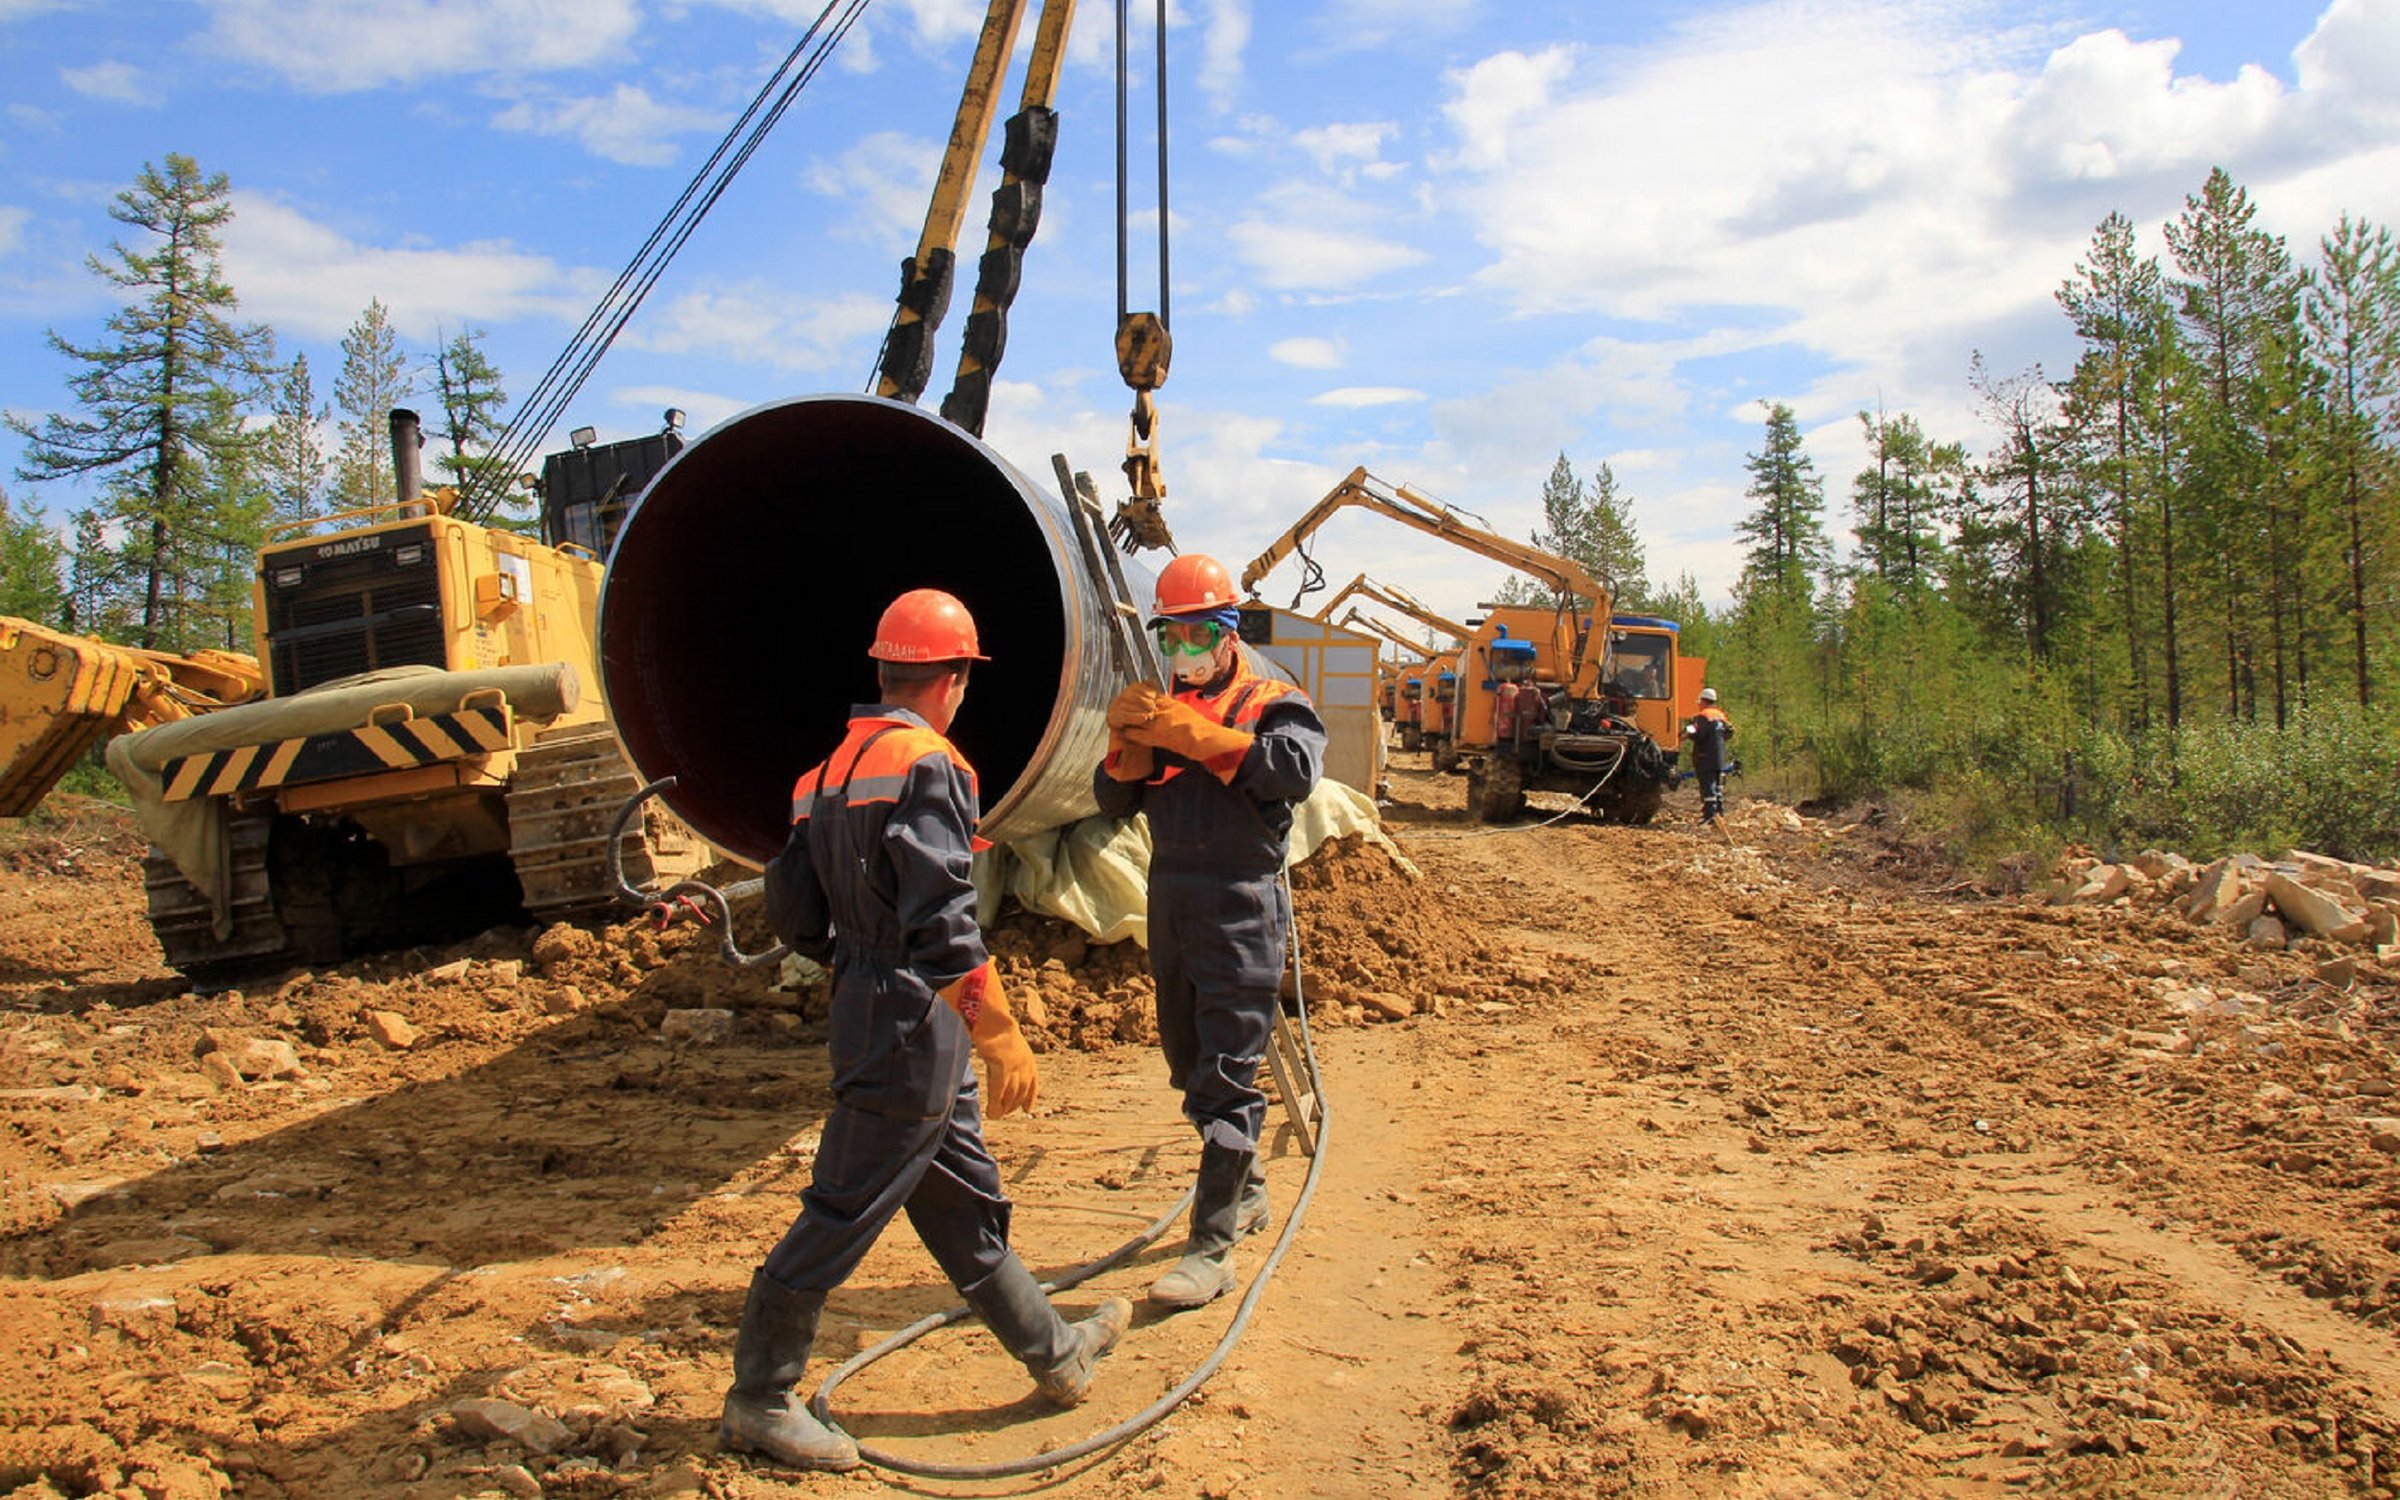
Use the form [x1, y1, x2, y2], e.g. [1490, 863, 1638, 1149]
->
[980, 834, 1557, 1050]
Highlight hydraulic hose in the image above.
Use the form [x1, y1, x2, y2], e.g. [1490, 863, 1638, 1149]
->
[809, 862, 1329, 1478]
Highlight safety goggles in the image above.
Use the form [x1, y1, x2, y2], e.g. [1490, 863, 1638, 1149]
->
[1153, 619, 1226, 655]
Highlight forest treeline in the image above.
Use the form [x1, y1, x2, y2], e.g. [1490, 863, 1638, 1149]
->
[6, 156, 2395, 860]
[1507, 168, 2400, 864]
[0, 154, 514, 654]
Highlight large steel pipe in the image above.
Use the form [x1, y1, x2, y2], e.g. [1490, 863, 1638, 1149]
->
[597, 394, 1152, 867]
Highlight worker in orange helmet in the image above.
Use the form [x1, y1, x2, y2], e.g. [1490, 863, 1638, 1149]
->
[1092, 555, 1326, 1310]
[724, 588, 1131, 1472]
[1682, 685, 1735, 825]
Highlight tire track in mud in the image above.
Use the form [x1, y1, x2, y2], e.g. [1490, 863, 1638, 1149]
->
[1406, 801, 2400, 1498]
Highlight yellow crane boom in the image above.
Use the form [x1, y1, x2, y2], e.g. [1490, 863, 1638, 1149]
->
[1239, 466, 1615, 696]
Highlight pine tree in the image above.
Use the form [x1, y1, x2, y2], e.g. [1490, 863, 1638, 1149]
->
[0, 485, 67, 624]
[5, 154, 275, 650]
[2165, 167, 2298, 720]
[333, 298, 409, 509]
[2057, 210, 2176, 726]
[2303, 214, 2399, 709]
[1735, 402, 1829, 606]
[260, 351, 330, 527]
[1964, 355, 2085, 662]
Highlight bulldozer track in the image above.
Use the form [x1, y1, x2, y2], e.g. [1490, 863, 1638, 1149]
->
[506, 723, 704, 920]
[139, 813, 312, 977]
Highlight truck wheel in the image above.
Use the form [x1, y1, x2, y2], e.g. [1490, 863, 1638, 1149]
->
[1470, 757, 1524, 822]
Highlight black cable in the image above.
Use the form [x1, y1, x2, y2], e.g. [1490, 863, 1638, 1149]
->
[1153, 0, 1169, 332]
[1114, 0, 1129, 329]
[463, 0, 874, 519]
[810, 861, 1329, 1479]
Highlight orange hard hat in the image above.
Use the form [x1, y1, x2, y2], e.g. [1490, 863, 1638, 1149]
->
[869, 588, 990, 663]
[1150, 553, 1237, 621]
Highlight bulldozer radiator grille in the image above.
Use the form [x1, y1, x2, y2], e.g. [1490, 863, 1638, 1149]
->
[260, 526, 447, 694]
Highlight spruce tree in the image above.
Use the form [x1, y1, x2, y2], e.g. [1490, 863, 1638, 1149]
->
[5, 154, 275, 650]
[1735, 402, 1829, 605]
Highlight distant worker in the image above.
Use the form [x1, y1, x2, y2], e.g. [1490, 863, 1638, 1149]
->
[727, 588, 1130, 1472]
[1094, 554, 1326, 1309]
[1682, 686, 1734, 825]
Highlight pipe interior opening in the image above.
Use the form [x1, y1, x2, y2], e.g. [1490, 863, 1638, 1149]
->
[599, 396, 1067, 867]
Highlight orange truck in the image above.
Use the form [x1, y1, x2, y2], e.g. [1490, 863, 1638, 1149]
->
[1243, 467, 1700, 823]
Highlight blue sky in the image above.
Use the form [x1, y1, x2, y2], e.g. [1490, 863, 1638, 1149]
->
[4, 0, 2397, 625]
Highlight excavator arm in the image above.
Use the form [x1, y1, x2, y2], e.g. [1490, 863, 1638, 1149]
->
[1240, 466, 1616, 695]
[1336, 608, 1435, 661]
[1313, 571, 1476, 644]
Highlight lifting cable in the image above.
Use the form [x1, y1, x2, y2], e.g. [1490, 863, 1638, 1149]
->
[461, 0, 876, 522]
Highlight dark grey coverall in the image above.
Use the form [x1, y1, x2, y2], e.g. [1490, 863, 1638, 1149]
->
[1092, 666, 1327, 1152]
[759, 705, 1012, 1295]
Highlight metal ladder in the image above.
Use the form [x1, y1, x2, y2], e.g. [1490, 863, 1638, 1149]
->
[1052, 455, 1320, 1158]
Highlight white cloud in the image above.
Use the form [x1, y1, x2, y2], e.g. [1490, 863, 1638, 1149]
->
[491, 84, 723, 166]
[1438, 46, 1572, 172]
[2296, 0, 2400, 109]
[221, 191, 598, 341]
[804, 131, 945, 247]
[1311, 385, 1424, 408]
[0, 206, 28, 257]
[60, 61, 157, 106]
[1313, 0, 1483, 53]
[0, 0, 65, 18]
[1226, 182, 1427, 291]
[623, 283, 889, 373]
[8, 102, 59, 130]
[197, 0, 641, 91]
[1291, 120, 1400, 182]
[608, 385, 755, 440]
[1197, 0, 1252, 111]
[1268, 335, 1343, 369]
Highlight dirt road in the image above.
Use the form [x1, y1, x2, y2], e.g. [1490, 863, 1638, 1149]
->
[4, 768, 2398, 1499]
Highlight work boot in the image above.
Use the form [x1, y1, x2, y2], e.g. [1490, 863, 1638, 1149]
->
[1234, 1159, 1270, 1240]
[1150, 1142, 1252, 1309]
[961, 1253, 1134, 1407]
[718, 1270, 859, 1471]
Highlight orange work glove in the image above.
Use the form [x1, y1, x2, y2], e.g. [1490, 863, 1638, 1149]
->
[940, 961, 1039, 1117]
[1106, 682, 1172, 735]
[1104, 727, 1155, 782]
[1128, 695, 1255, 782]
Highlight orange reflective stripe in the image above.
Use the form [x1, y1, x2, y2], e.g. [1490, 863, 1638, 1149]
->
[786, 717, 982, 823]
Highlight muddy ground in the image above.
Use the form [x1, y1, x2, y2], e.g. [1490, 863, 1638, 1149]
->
[3, 763, 2398, 1499]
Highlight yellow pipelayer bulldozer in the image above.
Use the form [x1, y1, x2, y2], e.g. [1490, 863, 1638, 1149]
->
[107, 411, 704, 976]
